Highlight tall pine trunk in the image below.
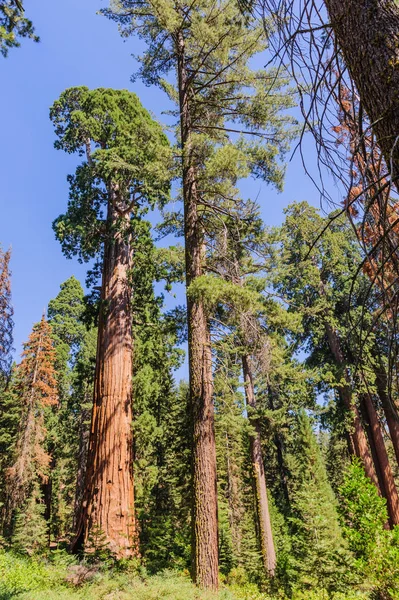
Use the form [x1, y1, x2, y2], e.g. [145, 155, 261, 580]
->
[324, 323, 379, 488]
[361, 392, 399, 526]
[177, 35, 219, 590]
[325, 0, 399, 183]
[72, 205, 137, 558]
[242, 355, 276, 576]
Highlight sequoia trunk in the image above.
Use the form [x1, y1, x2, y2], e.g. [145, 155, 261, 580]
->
[177, 34, 219, 589]
[72, 206, 137, 558]
[325, 0, 399, 184]
[242, 355, 276, 576]
[361, 392, 399, 525]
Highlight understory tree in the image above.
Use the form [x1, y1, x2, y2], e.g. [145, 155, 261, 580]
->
[5, 316, 58, 545]
[271, 201, 399, 526]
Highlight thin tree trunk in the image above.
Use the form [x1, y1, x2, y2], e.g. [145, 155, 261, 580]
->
[325, 0, 399, 184]
[242, 355, 276, 576]
[360, 396, 388, 499]
[373, 359, 399, 467]
[72, 205, 137, 558]
[324, 323, 380, 488]
[177, 32, 219, 590]
[361, 392, 399, 525]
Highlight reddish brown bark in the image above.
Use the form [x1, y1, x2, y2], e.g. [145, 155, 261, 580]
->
[242, 355, 276, 576]
[373, 360, 399, 468]
[361, 392, 399, 526]
[72, 206, 137, 558]
[324, 323, 379, 488]
[177, 32, 219, 589]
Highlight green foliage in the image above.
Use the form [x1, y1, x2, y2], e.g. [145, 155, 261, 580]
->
[0, 0, 38, 57]
[46, 277, 89, 541]
[50, 87, 172, 264]
[287, 411, 352, 595]
[339, 461, 399, 598]
[0, 552, 279, 599]
[12, 484, 48, 556]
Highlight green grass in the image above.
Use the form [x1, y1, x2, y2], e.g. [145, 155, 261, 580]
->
[0, 551, 371, 600]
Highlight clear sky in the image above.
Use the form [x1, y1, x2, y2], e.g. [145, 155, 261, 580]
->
[0, 0, 338, 365]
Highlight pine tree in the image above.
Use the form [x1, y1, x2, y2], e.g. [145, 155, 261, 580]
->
[47, 277, 87, 540]
[271, 202, 382, 489]
[5, 316, 58, 547]
[12, 483, 48, 556]
[50, 87, 171, 558]
[104, 1, 294, 587]
[0, 0, 38, 57]
[213, 354, 263, 581]
[287, 410, 351, 595]
[130, 220, 187, 569]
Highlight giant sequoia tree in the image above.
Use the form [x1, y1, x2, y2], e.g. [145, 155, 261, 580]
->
[50, 87, 171, 558]
[104, 1, 293, 587]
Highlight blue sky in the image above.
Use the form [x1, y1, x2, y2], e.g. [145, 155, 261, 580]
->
[0, 0, 338, 366]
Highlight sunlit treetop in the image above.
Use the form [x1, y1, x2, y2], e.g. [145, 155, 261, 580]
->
[0, 0, 38, 57]
[50, 87, 172, 262]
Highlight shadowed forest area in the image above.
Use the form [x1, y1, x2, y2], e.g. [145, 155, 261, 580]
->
[3, 1, 399, 599]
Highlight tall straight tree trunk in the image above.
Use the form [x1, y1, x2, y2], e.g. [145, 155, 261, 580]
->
[373, 359, 399, 467]
[325, 0, 399, 183]
[72, 205, 137, 558]
[361, 392, 399, 525]
[242, 355, 276, 576]
[324, 323, 380, 488]
[177, 34, 219, 590]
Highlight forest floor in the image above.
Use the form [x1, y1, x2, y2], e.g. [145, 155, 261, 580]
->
[0, 550, 271, 600]
[0, 550, 370, 600]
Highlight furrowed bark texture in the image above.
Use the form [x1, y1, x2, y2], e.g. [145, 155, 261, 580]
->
[361, 392, 399, 525]
[242, 355, 276, 576]
[177, 34, 219, 590]
[72, 206, 137, 558]
[324, 323, 380, 489]
[325, 0, 399, 183]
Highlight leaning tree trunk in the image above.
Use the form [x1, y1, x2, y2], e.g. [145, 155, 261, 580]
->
[325, 0, 399, 184]
[361, 392, 399, 525]
[177, 33, 219, 590]
[72, 206, 137, 558]
[242, 355, 276, 576]
[373, 358, 399, 468]
[324, 323, 380, 489]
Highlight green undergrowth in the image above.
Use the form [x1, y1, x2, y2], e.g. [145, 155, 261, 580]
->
[0, 551, 373, 600]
